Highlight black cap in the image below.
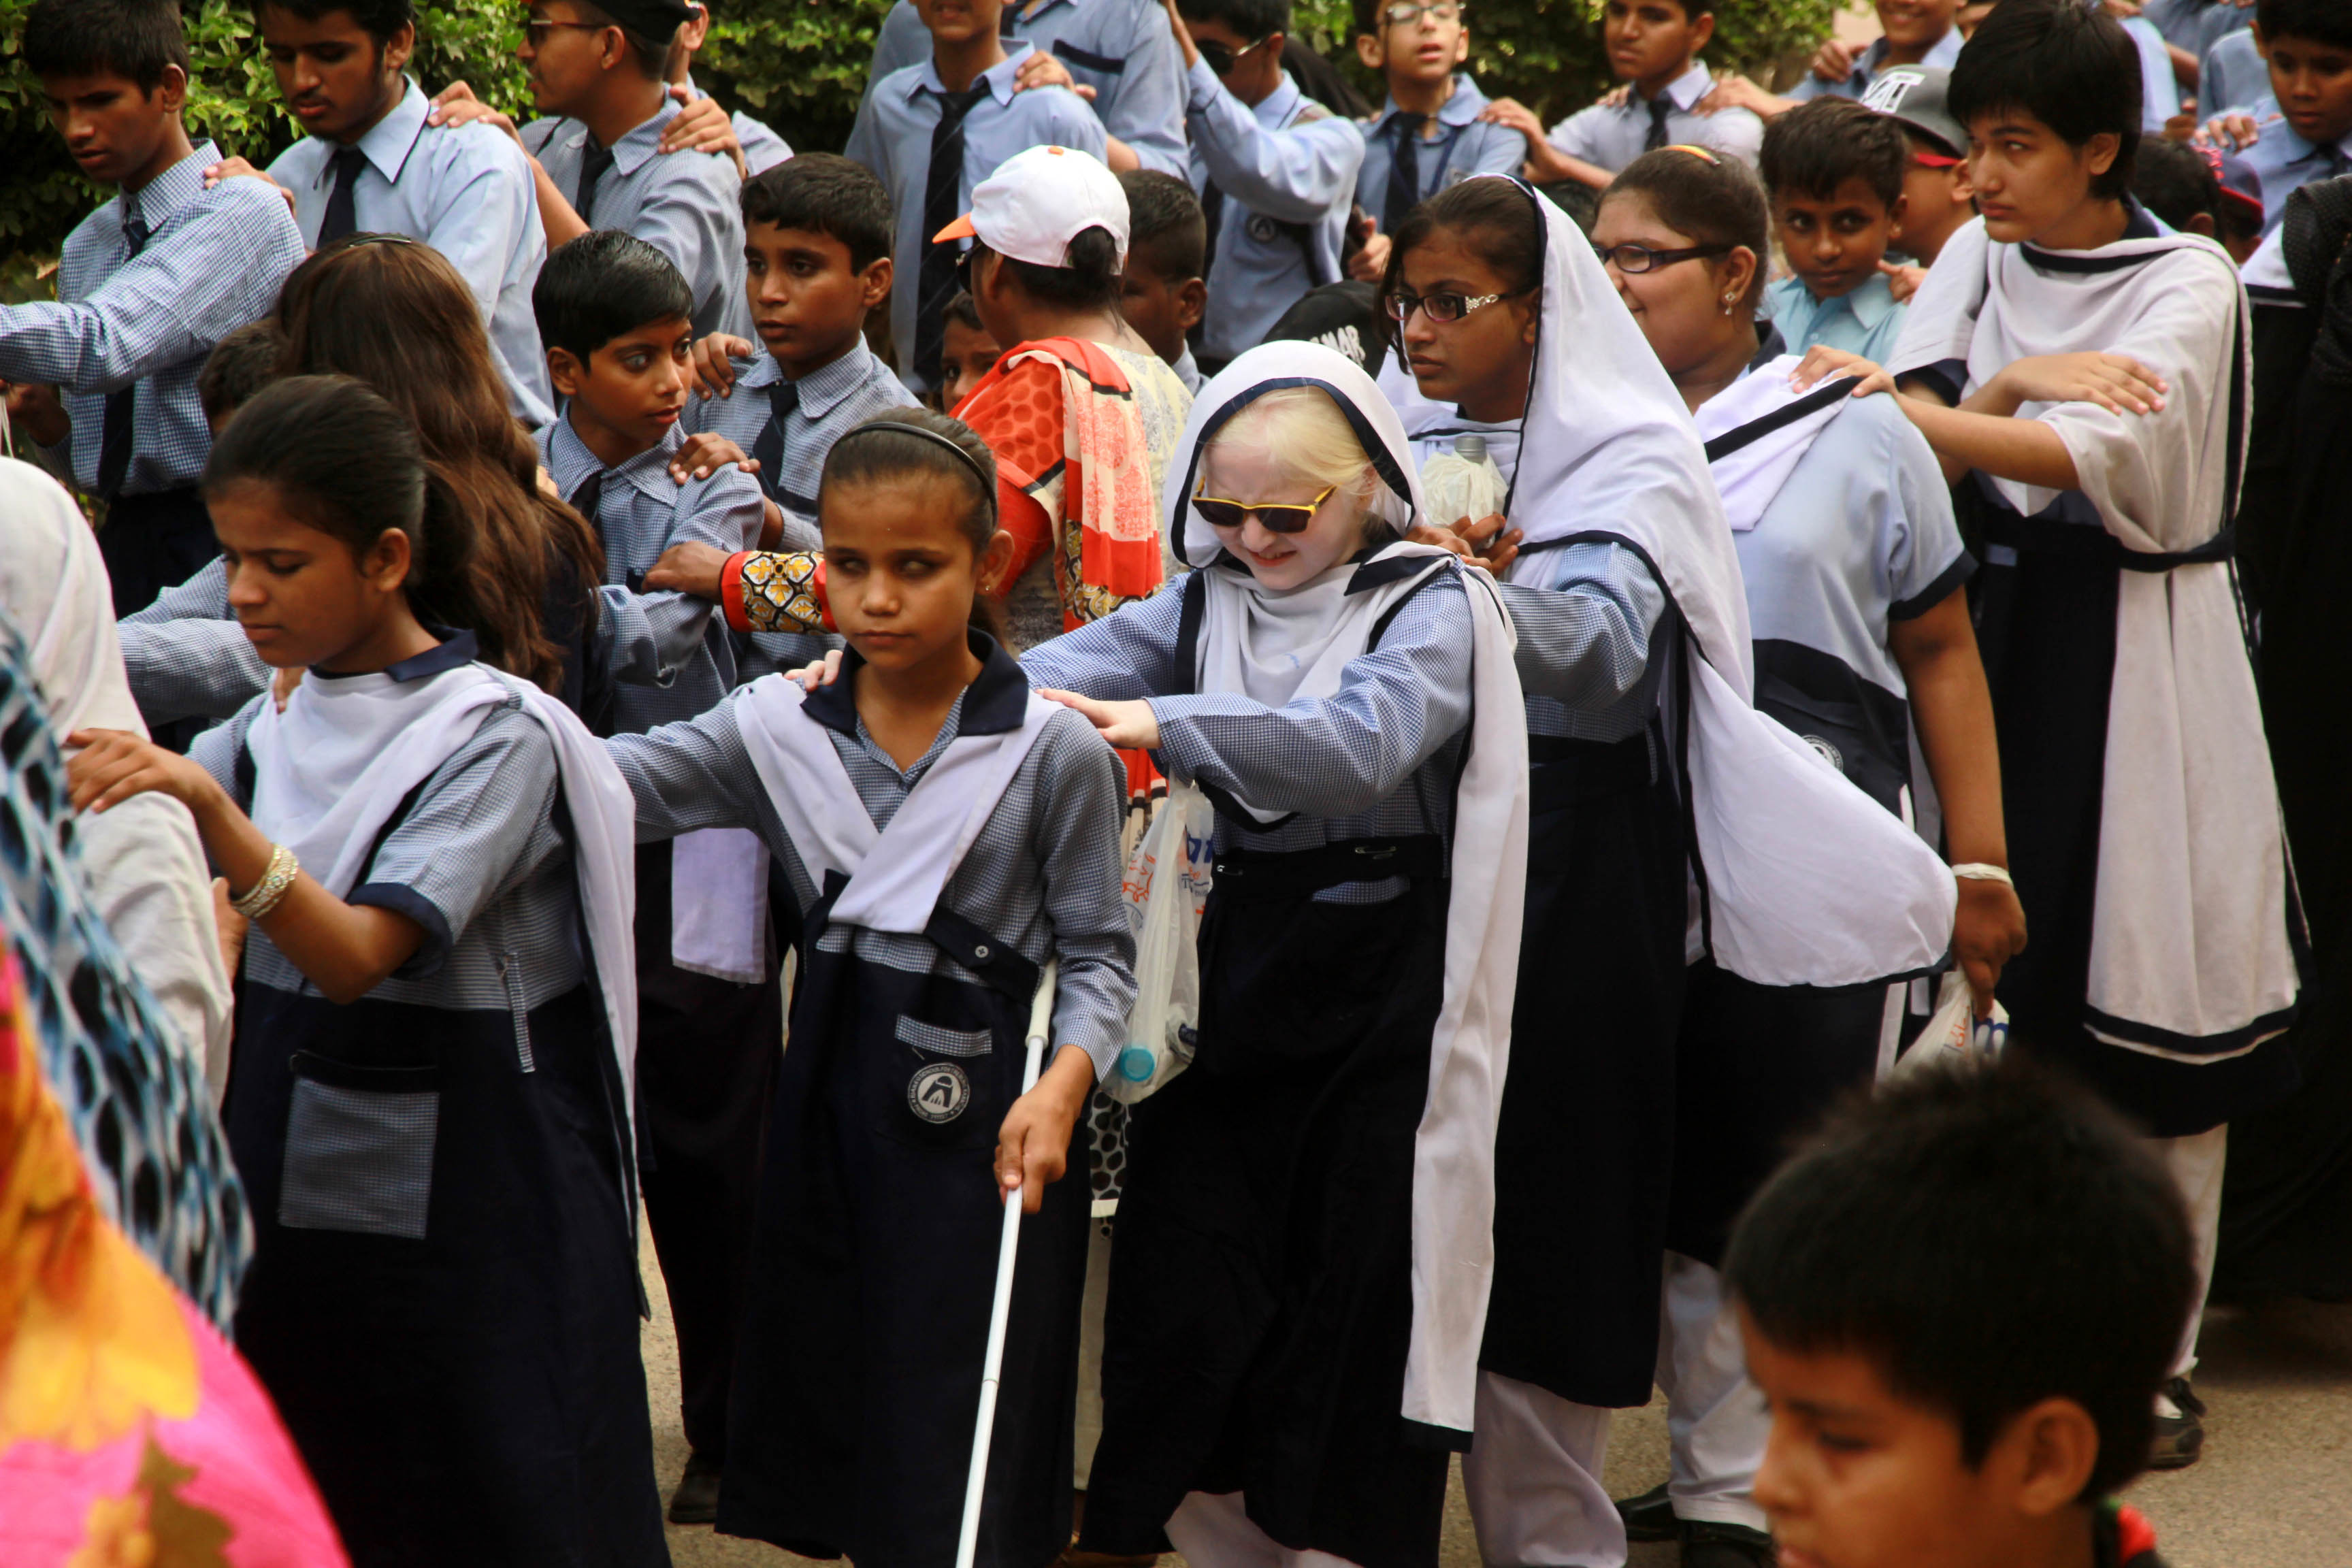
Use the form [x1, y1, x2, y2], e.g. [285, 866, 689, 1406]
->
[1861, 65, 1965, 161]
[591, 0, 698, 38]
[1264, 281, 1382, 369]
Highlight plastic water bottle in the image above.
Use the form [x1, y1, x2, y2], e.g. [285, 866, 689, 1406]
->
[1419, 432, 1509, 530]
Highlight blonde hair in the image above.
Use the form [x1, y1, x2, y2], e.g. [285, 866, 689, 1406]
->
[1204, 385, 1398, 540]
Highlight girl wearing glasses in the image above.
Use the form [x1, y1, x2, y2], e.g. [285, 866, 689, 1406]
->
[1021, 340, 1529, 1568]
[1585, 146, 2021, 1557]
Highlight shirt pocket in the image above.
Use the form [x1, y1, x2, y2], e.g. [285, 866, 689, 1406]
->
[877, 1009, 1007, 1154]
[278, 1051, 440, 1241]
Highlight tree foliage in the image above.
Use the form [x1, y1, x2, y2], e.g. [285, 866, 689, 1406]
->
[1, 0, 1834, 293]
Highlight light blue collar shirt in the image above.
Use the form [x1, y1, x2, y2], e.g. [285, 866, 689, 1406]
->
[1547, 60, 1765, 174]
[1786, 27, 1961, 103]
[1357, 74, 1526, 227]
[2238, 111, 2352, 236]
[271, 78, 554, 427]
[1764, 271, 1908, 364]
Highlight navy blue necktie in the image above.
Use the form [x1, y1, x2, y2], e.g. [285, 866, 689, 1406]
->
[97, 211, 150, 500]
[1384, 113, 1428, 238]
[914, 85, 992, 387]
[318, 145, 368, 245]
[1645, 95, 1673, 152]
[576, 139, 617, 227]
[749, 378, 800, 504]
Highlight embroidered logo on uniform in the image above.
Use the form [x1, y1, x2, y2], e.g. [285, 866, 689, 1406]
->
[909, 1062, 972, 1123]
[1801, 735, 1846, 773]
[1245, 213, 1283, 244]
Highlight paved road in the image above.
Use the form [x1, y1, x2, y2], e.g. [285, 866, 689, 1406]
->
[640, 1226, 2352, 1567]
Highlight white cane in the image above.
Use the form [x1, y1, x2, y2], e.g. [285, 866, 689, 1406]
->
[956, 958, 1059, 1568]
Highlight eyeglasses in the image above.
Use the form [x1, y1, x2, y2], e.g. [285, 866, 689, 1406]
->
[1380, 2, 1461, 26]
[1381, 288, 1520, 323]
[1196, 35, 1269, 76]
[1192, 480, 1341, 534]
[1590, 240, 1733, 274]
[524, 18, 606, 48]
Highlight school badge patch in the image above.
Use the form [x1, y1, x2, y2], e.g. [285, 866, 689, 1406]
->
[909, 1062, 973, 1124]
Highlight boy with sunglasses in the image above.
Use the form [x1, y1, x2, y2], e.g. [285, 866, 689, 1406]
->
[1348, 0, 1525, 281]
[1170, 0, 1367, 374]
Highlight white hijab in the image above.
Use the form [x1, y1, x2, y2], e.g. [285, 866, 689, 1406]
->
[0, 459, 233, 1092]
[1891, 217, 2299, 1055]
[1166, 342, 1529, 1441]
[1494, 176, 1957, 986]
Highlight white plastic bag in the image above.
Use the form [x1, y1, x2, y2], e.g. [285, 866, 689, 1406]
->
[1105, 779, 1213, 1103]
[1884, 970, 2008, 1081]
[1419, 433, 1508, 529]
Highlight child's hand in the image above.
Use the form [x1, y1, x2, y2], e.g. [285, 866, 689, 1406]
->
[3, 381, 70, 448]
[1039, 690, 1160, 751]
[2195, 112, 2262, 152]
[1455, 512, 1522, 574]
[787, 649, 846, 691]
[1809, 36, 1858, 84]
[1347, 227, 1392, 284]
[688, 333, 758, 399]
[1955, 876, 2027, 1018]
[994, 1046, 1096, 1215]
[1409, 522, 1475, 561]
[1879, 258, 1928, 304]
[1014, 51, 1100, 101]
[1477, 97, 1545, 145]
[1696, 72, 1786, 120]
[211, 877, 250, 982]
[1788, 345, 1891, 396]
[1595, 84, 1632, 110]
[66, 730, 218, 815]
[425, 82, 522, 146]
[643, 540, 732, 600]
[272, 665, 304, 713]
[1993, 353, 2168, 416]
[657, 87, 747, 179]
[669, 431, 757, 483]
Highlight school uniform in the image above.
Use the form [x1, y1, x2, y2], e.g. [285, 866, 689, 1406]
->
[198, 632, 663, 1567]
[2123, 16, 2187, 131]
[2233, 112, 2352, 236]
[522, 95, 753, 341]
[863, 0, 1189, 178]
[541, 412, 777, 1471]
[847, 43, 1107, 389]
[1186, 61, 1367, 369]
[270, 78, 555, 427]
[116, 557, 267, 727]
[1434, 177, 1956, 1567]
[680, 71, 794, 176]
[1763, 271, 1908, 363]
[603, 636, 1134, 1567]
[1892, 210, 2301, 1374]
[2199, 27, 2271, 122]
[2143, 0, 2255, 69]
[0, 140, 304, 617]
[1546, 61, 1764, 176]
[1027, 342, 1529, 1568]
[1786, 28, 1962, 102]
[1357, 76, 1526, 239]
[679, 336, 905, 543]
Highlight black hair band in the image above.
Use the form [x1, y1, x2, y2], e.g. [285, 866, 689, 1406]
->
[837, 419, 996, 497]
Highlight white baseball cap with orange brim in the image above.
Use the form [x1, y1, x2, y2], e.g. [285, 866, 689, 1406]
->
[932, 144, 1131, 269]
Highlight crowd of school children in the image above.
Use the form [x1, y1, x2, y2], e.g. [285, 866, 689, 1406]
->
[0, 0, 2346, 1563]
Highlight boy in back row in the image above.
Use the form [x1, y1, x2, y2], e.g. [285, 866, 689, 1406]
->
[1350, 0, 1522, 270]
[1760, 97, 1912, 361]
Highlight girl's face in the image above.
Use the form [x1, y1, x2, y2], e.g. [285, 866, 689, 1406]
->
[1592, 190, 1752, 379]
[821, 475, 1013, 672]
[1196, 438, 1373, 593]
[1395, 226, 1537, 424]
[211, 479, 412, 672]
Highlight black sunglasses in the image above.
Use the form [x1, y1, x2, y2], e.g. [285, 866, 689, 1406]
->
[1196, 35, 1267, 76]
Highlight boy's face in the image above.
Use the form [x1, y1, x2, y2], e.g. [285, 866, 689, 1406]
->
[2259, 29, 2352, 149]
[549, 315, 693, 454]
[1603, 0, 1712, 91]
[39, 67, 184, 189]
[1775, 177, 1903, 301]
[937, 318, 1003, 410]
[1964, 107, 2118, 246]
[521, 0, 623, 117]
[745, 221, 892, 378]
[915, 0, 1006, 49]
[1875, 0, 1959, 54]
[1119, 249, 1206, 366]
[1354, 1, 1470, 90]
[258, 5, 412, 144]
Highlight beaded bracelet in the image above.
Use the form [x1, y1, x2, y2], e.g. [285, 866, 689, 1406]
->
[1950, 862, 2014, 889]
[229, 843, 300, 921]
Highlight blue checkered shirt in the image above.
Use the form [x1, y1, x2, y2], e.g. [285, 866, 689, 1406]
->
[680, 337, 909, 549]
[117, 556, 269, 725]
[2, 141, 304, 496]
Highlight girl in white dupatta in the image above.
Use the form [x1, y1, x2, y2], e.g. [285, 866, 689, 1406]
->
[65, 377, 659, 1565]
[1022, 342, 1527, 1568]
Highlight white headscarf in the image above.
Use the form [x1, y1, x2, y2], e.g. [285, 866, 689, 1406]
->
[1166, 342, 1530, 1442]
[0, 459, 234, 1091]
[1495, 177, 1956, 986]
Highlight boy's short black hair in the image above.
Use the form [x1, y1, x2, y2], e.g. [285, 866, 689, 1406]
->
[1725, 1060, 2195, 1502]
[1120, 169, 1207, 283]
[1177, 0, 1290, 40]
[2131, 136, 2221, 235]
[1761, 97, 1909, 211]
[741, 153, 895, 274]
[253, 0, 416, 44]
[569, 0, 672, 77]
[198, 320, 289, 423]
[2257, 0, 2352, 51]
[1948, 0, 2142, 202]
[534, 230, 694, 362]
[24, 0, 190, 93]
[943, 289, 985, 333]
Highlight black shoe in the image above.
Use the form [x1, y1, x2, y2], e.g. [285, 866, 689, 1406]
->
[2149, 1377, 2206, 1471]
[667, 1450, 722, 1524]
[1682, 1520, 1776, 1568]
[1614, 1482, 1676, 1542]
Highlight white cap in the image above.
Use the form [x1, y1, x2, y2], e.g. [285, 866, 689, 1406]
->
[931, 144, 1129, 270]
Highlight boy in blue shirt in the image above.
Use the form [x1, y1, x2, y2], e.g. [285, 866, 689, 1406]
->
[1171, 0, 1367, 372]
[847, 0, 1106, 391]
[1348, 0, 1524, 278]
[2208, 0, 2352, 235]
[0, 0, 305, 616]
[210, 0, 555, 426]
[1761, 97, 1912, 361]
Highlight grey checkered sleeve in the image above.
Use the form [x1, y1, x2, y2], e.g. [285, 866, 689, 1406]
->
[118, 558, 269, 724]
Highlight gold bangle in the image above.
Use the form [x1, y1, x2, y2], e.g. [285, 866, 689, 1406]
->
[230, 843, 300, 921]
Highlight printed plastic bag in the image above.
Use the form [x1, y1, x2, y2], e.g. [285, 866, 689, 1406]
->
[1885, 970, 2008, 1081]
[1419, 433, 1508, 530]
[1105, 779, 1213, 1103]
